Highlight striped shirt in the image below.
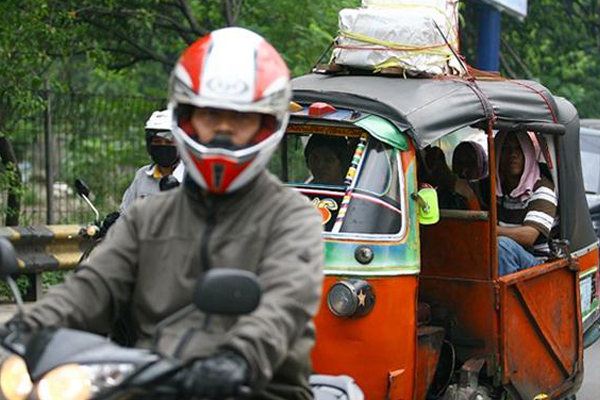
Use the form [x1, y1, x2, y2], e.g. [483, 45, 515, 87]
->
[497, 176, 558, 253]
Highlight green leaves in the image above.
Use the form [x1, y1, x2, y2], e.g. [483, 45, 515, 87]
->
[483, 0, 600, 117]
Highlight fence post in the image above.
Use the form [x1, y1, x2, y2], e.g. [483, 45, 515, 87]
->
[44, 83, 54, 225]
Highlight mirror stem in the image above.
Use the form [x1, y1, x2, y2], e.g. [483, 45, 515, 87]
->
[150, 304, 196, 351]
[411, 192, 430, 212]
[80, 194, 100, 223]
[6, 276, 25, 316]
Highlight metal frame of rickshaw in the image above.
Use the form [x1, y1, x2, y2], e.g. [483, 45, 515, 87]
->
[288, 72, 600, 400]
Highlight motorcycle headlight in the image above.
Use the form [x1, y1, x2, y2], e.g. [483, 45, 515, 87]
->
[0, 355, 33, 400]
[37, 363, 135, 400]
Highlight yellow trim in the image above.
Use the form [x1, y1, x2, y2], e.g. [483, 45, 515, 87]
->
[289, 102, 304, 112]
[48, 225, 82, 240]
[0, 227, 21, 241]
[286, 125, 365, 137]
[45, 242, 82, 269]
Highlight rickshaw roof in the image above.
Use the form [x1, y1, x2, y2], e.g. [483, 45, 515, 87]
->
[292, 74, 563, 149]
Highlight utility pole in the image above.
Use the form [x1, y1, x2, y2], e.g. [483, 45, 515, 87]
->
[476, 3, 501, 72]
[475, 0, 527, 72]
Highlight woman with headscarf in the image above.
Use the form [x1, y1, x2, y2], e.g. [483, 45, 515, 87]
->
[451, 140, 489, 210]
[495, 130, 558, 276]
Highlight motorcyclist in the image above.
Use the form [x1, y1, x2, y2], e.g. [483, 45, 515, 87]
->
[120, 108, 185, 213]
[5, 27, 324, 400]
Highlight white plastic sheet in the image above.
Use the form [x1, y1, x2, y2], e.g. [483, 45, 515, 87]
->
[362, 0, 455, 13]
[333, 1, 461, 75]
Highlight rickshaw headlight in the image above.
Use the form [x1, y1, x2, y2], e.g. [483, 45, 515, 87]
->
[0, 355, 33, 400]
[327, 279, 375, 318]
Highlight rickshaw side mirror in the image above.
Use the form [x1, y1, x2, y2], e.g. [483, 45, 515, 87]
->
[412, 188, 440, 225]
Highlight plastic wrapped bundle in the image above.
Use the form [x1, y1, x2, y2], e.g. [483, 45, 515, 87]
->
[332, 0, 461, 75]
[362, 0, 455, 13]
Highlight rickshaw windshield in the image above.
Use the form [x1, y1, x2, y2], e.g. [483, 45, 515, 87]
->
[268, 131, 405, 237]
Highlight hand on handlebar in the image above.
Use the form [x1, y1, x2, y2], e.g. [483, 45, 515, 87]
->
[0, 317, 33, 355]
[183, 350, 251, 399]
[98, 211, 120, 238]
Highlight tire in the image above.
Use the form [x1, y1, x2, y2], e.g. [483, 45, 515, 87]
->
[584, 321, 600, 349]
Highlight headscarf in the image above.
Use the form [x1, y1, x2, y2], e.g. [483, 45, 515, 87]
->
[495, 130, 540, 200]
[452, 141, 488, 181]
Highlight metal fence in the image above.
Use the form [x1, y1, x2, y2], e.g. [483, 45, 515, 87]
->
[3, 91, 164, 225]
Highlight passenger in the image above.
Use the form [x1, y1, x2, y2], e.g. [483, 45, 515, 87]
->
[304, 135, 351, 185]
[496, 130, 558, 276]
[452, 141, 488, 181]
[120, 109, 185, 213]
[423, 145, 483, 210]
[451, 141, 488, 210]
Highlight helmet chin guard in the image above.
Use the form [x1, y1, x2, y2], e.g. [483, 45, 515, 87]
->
[168, 27, 291, 194]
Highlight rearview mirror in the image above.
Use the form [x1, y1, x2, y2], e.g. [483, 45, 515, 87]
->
[412, 188, 440, 225]
[193, 269, 261, 316]
[74, 178, 90, 198]
[0, 238, 19, 279]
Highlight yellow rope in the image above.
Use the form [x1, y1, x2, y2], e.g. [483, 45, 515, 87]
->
[372, 55, 452, 72]
[339, 30, 457, 55]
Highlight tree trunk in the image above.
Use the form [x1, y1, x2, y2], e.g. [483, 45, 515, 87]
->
[223, 0, 243, 26]
[0, 135, 21, 226]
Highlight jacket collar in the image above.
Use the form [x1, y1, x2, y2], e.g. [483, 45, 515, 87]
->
[182, 172, 269, 212]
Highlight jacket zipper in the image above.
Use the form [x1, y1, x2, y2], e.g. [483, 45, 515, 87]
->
[201, 199, 216, 272]
[173, 198, 216, 358]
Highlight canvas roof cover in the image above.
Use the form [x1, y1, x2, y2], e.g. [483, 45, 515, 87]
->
[292, 74, 560, 149]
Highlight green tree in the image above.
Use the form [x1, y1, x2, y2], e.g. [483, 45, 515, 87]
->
[461, 0, 600, 118]
[0, 0, 359, 223]
[0, 1, 78, 224]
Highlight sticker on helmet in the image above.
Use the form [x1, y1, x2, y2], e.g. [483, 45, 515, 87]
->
[206, 77, 249, 96]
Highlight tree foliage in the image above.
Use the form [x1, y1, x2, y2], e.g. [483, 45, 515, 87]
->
[0, 0, 359, 222]
[461, 0, 600, 118]
[4, 0, 600, 224]
[3, 0, 600, 113]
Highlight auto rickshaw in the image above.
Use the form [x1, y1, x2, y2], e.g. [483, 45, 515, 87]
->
[267, 71, 599, 400]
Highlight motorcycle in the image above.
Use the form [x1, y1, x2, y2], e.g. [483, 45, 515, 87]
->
[0, 238, 363, 400]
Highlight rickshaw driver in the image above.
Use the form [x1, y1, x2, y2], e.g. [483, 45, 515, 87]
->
[304, 135, 352, 185]
[2, 27, 325, 400]
[496, 131, 558, 276]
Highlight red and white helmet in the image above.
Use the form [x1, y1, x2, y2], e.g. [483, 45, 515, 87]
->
[168, 27, 291, 194]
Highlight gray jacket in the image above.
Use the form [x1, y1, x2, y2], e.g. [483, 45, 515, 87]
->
[120, 161, 185, 213]
[23, 172, 324, 400]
